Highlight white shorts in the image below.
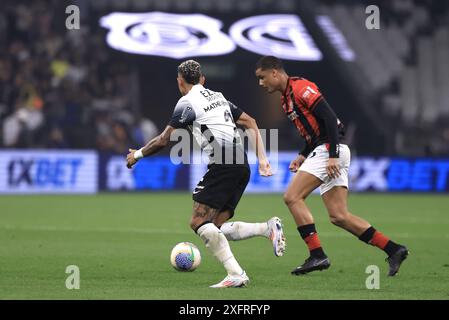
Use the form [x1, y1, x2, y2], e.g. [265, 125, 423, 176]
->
[299, 144, 351, 195]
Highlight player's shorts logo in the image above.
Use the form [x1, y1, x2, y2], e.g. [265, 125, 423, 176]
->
[100, 12, 235, 59]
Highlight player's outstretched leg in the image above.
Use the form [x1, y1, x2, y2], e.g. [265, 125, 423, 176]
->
[191, 203, 249, 288]
[219, 217, 286, 257]
[322, 186, 409, 276]
[284, 171, 330, 275]
[196, 222, 249, 288]
[291, 223, 331, 275]
[358, 227, 409, 276]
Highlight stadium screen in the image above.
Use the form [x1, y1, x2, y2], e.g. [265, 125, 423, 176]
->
[98, 10, 358, 152]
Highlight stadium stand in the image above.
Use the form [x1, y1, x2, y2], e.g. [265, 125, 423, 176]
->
[0, 0, 447, 156]
[318, 0, 449, 155]
[0, 0, 158, 151]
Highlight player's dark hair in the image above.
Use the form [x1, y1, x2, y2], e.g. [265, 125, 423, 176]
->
[177, 60, 202, 84]
[255, 56, 284, 71]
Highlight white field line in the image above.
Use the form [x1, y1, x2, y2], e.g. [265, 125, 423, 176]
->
[0, 225, 448, 239]
[0, 225, 190, 235]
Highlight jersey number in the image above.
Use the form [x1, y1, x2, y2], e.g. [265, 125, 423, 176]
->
[306, 86, 317, 94]
[224, 110, 234, 123]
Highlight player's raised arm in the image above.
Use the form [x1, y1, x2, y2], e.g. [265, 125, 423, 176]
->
[234, 109, 272, 177]
[127, 96, 196, 169]
[126, 125, 175, 169]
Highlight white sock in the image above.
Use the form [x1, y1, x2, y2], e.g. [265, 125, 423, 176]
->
[197, 223, 244, 276]
[220, 221, 269, 241]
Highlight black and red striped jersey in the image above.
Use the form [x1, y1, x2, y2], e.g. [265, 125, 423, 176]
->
[281, 77, 345, 157]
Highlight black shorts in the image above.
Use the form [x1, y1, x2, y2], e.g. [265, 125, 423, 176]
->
[192, 164, 250, 212]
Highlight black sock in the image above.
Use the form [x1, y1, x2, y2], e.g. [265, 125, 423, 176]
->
[297, 223, 317, 239]
[310, 247, 327, 259]
[384, 241, 402, 256]
[358, 226, 376, 244]
[358, 226, 402, 256]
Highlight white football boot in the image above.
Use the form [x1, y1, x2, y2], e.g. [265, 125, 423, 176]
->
[209, 271, 249, 288]
[267, 217, 286, 257]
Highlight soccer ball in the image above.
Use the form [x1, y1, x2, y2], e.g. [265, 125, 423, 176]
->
[170, 242, 201, 271]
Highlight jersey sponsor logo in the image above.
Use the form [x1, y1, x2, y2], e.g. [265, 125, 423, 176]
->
[179, 106, 193, 123]
[302, 91, 311, 99]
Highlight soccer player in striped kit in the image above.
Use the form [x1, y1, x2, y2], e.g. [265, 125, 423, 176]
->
[255, 56, 408, 276]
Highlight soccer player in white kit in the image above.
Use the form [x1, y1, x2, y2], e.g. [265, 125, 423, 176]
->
[126, 60, 286, 288]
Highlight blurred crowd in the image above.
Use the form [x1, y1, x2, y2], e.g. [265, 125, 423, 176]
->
[1, 0, 447, 156]
[319, 0, 449, 156]
[0, 0, 158, 153]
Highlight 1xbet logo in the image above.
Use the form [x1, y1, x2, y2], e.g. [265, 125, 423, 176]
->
[8, 158, 82, 186]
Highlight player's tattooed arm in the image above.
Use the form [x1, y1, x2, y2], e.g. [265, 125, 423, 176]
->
[126, 125, 175, 169]
[141, 125, 175, 156]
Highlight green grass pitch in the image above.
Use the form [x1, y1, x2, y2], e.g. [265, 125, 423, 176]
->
[0, 193, 448, 300]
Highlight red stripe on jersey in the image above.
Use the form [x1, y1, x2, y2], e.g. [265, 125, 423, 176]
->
[282, 92, 310, 138]
[281, 78, 323, 143]
[293, 93, 321, 138]
[294, 118, 309, 138]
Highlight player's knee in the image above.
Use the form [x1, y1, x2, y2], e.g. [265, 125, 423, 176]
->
[283, 192, 304, 207]
[190, 216, 207, 231]
[329, 210, 349, 227]
[221, 209, 234, 221]
[283, 193, 295, 207]
[212, 210, 233, 228]
[189, 218, 197, 231]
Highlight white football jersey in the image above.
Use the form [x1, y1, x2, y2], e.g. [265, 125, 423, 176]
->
[169, 84, 246, 164]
